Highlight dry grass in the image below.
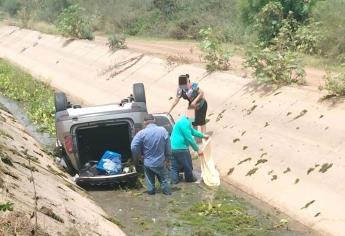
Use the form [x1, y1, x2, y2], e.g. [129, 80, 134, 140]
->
[166, 54, 193, 66]
[0, 211, 48, 236]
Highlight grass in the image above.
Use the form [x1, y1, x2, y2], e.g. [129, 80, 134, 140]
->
[0, 59, 55, 135]
[177, 189, 271, 236]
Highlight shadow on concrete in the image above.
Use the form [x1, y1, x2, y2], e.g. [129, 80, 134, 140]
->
[241, 80, 280, 97]
[318, 94, 345, 108]
[62, 38, 75, 48]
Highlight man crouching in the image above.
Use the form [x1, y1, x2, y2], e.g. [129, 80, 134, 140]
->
[131, 114, 171, 195]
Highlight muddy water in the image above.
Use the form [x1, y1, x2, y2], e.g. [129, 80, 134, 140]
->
[0, 97, 313, 236]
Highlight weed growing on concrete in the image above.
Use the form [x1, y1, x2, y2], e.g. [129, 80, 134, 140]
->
[0, 59, 55, 135]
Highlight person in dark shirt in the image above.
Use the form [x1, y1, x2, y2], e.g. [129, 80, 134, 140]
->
[168, 74, 208, 134]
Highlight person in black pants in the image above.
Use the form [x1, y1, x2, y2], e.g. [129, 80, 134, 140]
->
[168, 74, 208, 133]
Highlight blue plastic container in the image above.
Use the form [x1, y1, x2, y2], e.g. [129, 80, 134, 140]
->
[96, 151, 122, 175]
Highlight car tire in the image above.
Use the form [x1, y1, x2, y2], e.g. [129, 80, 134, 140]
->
[54, 92, 68, 112]
[133, 83, 146, 103]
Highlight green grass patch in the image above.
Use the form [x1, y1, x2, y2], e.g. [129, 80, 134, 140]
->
[0, 59, 55, 135]
[177, 189, 271, 236]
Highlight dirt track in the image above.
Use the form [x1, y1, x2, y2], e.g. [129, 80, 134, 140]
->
[1, 26, 345, 235]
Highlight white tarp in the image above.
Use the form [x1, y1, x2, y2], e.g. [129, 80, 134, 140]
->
[200, 139, 220, 186]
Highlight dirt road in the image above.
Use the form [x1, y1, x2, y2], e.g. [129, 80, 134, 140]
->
[1, 26, 345, 235]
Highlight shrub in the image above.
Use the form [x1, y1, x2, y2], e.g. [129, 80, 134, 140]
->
[107, 33, 127, 50]
[313, 0, 345, 61]
[1, 0, 21, 16]
[55, 4, 94, 40]
[0, 59, 55, 134]
[324, 70, 345, 96]
[37, 0, 70, 23]
[241, 0, 318, 26]
[199, 27, 231, 72]
[168, 17, 200, 40]
[255, 1, 284, 44]
[294, 22, 321, 55]
[271, 13, 321, 55]
[245, 44, 305, 85]
[153, 0, 177, 17]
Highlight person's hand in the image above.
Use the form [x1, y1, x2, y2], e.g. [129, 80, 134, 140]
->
[197, 149, 203, 156]
[204, 134, 210, 140]
[190, 101, 197, 109]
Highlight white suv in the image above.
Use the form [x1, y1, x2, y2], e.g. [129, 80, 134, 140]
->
[54, 83, 174, 185]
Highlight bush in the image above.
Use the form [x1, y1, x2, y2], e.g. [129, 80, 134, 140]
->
[324, 70, 345, 96]
[271, 13, 321, 55]
[37, 0, 70, 23]
[1, 0, 21, 16]
[153, 0, 177, 17]
[168, 17, 200, 40]
[313, 0, 345, 61]
[55, 4, 94, 40]
[245, 44, 305, 85]
[241, 0, 318, 25]
[199, 27, 232, 72]
[0, 59, 55, 134]
[255, 1, 284, 44]
[107, 33, 127, 50]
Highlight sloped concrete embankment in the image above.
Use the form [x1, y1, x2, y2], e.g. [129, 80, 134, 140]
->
[1, 26, 345, 235]
[0, 105, 125, 235]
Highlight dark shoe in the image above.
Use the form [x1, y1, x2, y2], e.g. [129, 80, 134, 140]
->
[185, 176, 197, 183]
[147, 190, 155, 195]
[163, 191, 172, 195]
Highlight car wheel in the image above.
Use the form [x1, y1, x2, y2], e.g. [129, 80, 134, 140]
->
[133, 83, 146, 103]
[54, 92, 68, 112]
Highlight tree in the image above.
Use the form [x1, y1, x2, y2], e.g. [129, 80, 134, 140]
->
[153, 0, 176, 17]
[241, 0, 318, 25]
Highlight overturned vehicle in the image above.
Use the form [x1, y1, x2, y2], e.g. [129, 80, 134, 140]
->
[54, 83, 174, 185]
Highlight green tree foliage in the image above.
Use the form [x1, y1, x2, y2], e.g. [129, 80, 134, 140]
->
[1, 0, 21, 16]
[242, 0, 318, 25]
[153, 0, 176, 17]
[245, 44, 305, 85]
[55, 4, 93, 40]
[37, 0, 70, 23]
[271, 13, 321, 55]
[324, 69, 345, 96]
[313, 0, 345, 62]
[255, 1, 284, 44]
[199, 27, 231, 72]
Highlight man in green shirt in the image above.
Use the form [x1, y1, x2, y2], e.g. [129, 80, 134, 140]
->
[170, 108, 209, 184]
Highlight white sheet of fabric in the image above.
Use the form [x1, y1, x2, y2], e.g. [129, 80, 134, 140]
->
[200, 138, 220, 186]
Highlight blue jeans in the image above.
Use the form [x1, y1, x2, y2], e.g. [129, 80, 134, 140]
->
[144, 165, 171, 195]
[171, 149, 194, 184]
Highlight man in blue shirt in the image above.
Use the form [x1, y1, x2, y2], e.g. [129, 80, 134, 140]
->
[131, 114, 172, 195]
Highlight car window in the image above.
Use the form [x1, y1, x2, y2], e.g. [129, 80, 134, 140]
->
[153, 115, 173, 135]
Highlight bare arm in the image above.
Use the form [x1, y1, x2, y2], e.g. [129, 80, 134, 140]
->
[191, 89, 204, 107]
[168, 97, 180, 114]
